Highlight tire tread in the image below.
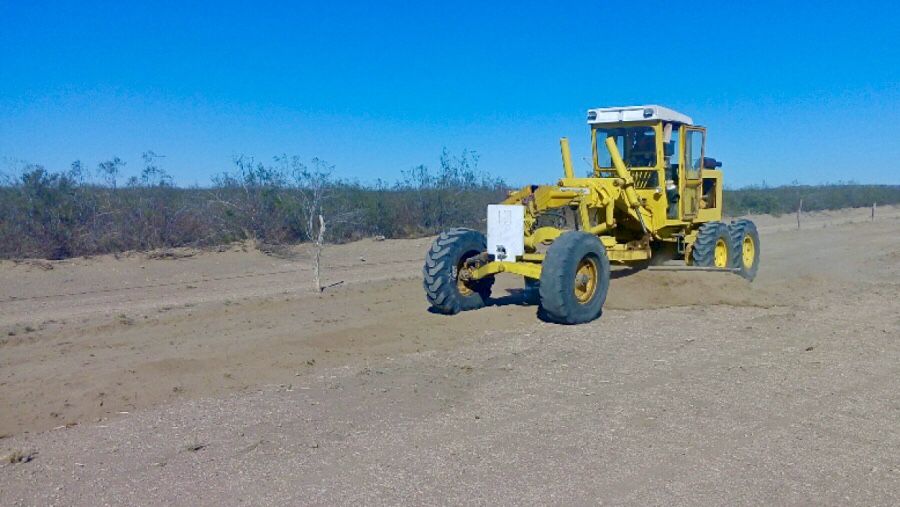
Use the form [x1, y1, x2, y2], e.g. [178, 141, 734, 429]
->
[539, 232, 610, 325]
[691, 221, 732, 267]
[727, 219, 760, 281]
[423, 228, 493, 314]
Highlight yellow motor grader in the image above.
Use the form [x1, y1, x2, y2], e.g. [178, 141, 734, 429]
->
[424, 105, 760, 324]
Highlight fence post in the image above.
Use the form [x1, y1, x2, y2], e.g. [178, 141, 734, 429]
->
[872, 202, 876, 222]
[796, 198, 803, 230]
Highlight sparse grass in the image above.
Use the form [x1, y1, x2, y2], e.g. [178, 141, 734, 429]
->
[5, 449, 36, 464]
[456, 364, 474, 374]
[184, 438, 206, 452]
[116, 314, 135, 326]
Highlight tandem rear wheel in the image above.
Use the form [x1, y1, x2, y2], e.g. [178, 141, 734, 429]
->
[728, 219, 760, 281]
[690, 220, 760, 281]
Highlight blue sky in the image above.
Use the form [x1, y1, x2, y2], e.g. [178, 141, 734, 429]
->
[1, 0, 897, 188]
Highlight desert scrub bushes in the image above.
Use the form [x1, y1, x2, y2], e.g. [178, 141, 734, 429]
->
[391, 150, 507, 236]
[724, 182, 900, 217]
[0, 155, 221, 258]
[0, 150, 509, 259]
[4, 150, 895, 260]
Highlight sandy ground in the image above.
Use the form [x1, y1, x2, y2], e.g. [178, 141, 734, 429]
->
[0, 206, 898, 505]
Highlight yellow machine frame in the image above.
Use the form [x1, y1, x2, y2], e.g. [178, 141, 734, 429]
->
[466, 120, 724, 282]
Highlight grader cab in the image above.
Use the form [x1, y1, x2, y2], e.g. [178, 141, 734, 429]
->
[424, 105, 760, 324]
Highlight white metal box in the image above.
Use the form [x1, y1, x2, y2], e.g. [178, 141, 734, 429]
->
[487, 204, 524, 261]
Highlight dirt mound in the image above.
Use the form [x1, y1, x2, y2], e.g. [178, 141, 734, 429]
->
[606, 269, 777, 310]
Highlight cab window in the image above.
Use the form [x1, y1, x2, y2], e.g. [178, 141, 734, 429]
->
[595, 127, 657, 169]
[684, 129, 704, 179]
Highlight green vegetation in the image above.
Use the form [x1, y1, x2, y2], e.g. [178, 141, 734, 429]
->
[1, 153, 896, 260]
[723, 183, 899, 217]
[0, 150, 506, 259]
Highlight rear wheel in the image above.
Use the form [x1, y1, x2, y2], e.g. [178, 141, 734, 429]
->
[423, 228, 493, 314]
[539, 232, 610, 325]
[728, 219, 760, 280]
[691, 222, 734, 269]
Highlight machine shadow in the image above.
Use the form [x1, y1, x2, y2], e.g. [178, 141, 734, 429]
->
[610, 264, 649, 279]
[487, 288, 533, 307]
[535, 306, 604, 324]
[487, 288, 546, 321]
[427, 265, 647, 318]
[424, 289, 537, 315]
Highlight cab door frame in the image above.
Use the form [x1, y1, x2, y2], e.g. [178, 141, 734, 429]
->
[681, 127, 706, 219]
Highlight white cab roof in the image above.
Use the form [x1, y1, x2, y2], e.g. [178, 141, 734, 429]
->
[587, 105, 693, 125]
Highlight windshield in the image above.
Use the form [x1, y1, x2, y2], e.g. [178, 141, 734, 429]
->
[595, 126, 657, 169]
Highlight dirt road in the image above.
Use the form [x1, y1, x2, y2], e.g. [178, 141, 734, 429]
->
[1, 206, 898, 505]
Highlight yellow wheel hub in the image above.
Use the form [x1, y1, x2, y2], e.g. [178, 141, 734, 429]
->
[574, 257, 598, 304]
[714, 238, 729, 268]
[742, 236, 755, 268]
[456, 259, 475, 296]
[456, 277, 473, 296]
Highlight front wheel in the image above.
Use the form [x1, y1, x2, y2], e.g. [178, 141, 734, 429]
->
[423, 228, 493, 314]
[539, 231, 610, 325]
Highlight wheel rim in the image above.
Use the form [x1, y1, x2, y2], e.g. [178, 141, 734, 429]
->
[455, 258, 474, 296]
[714, 238, 728, 268]
[574, 256, 599, 304]
[742, 235, 755, 268]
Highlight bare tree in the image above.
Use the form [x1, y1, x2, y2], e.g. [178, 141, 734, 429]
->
[97, 157, 125, 188]
[282, 156, 334, 292]
[135, 151, 172, 187]
[311, 214, 326, 291]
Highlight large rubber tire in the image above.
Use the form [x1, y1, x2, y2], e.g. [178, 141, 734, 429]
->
[539, 231, 610, 325]
[728, 219, 760, 281]
[423, 228, 494, 314]
[691, 222, 735, 269]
